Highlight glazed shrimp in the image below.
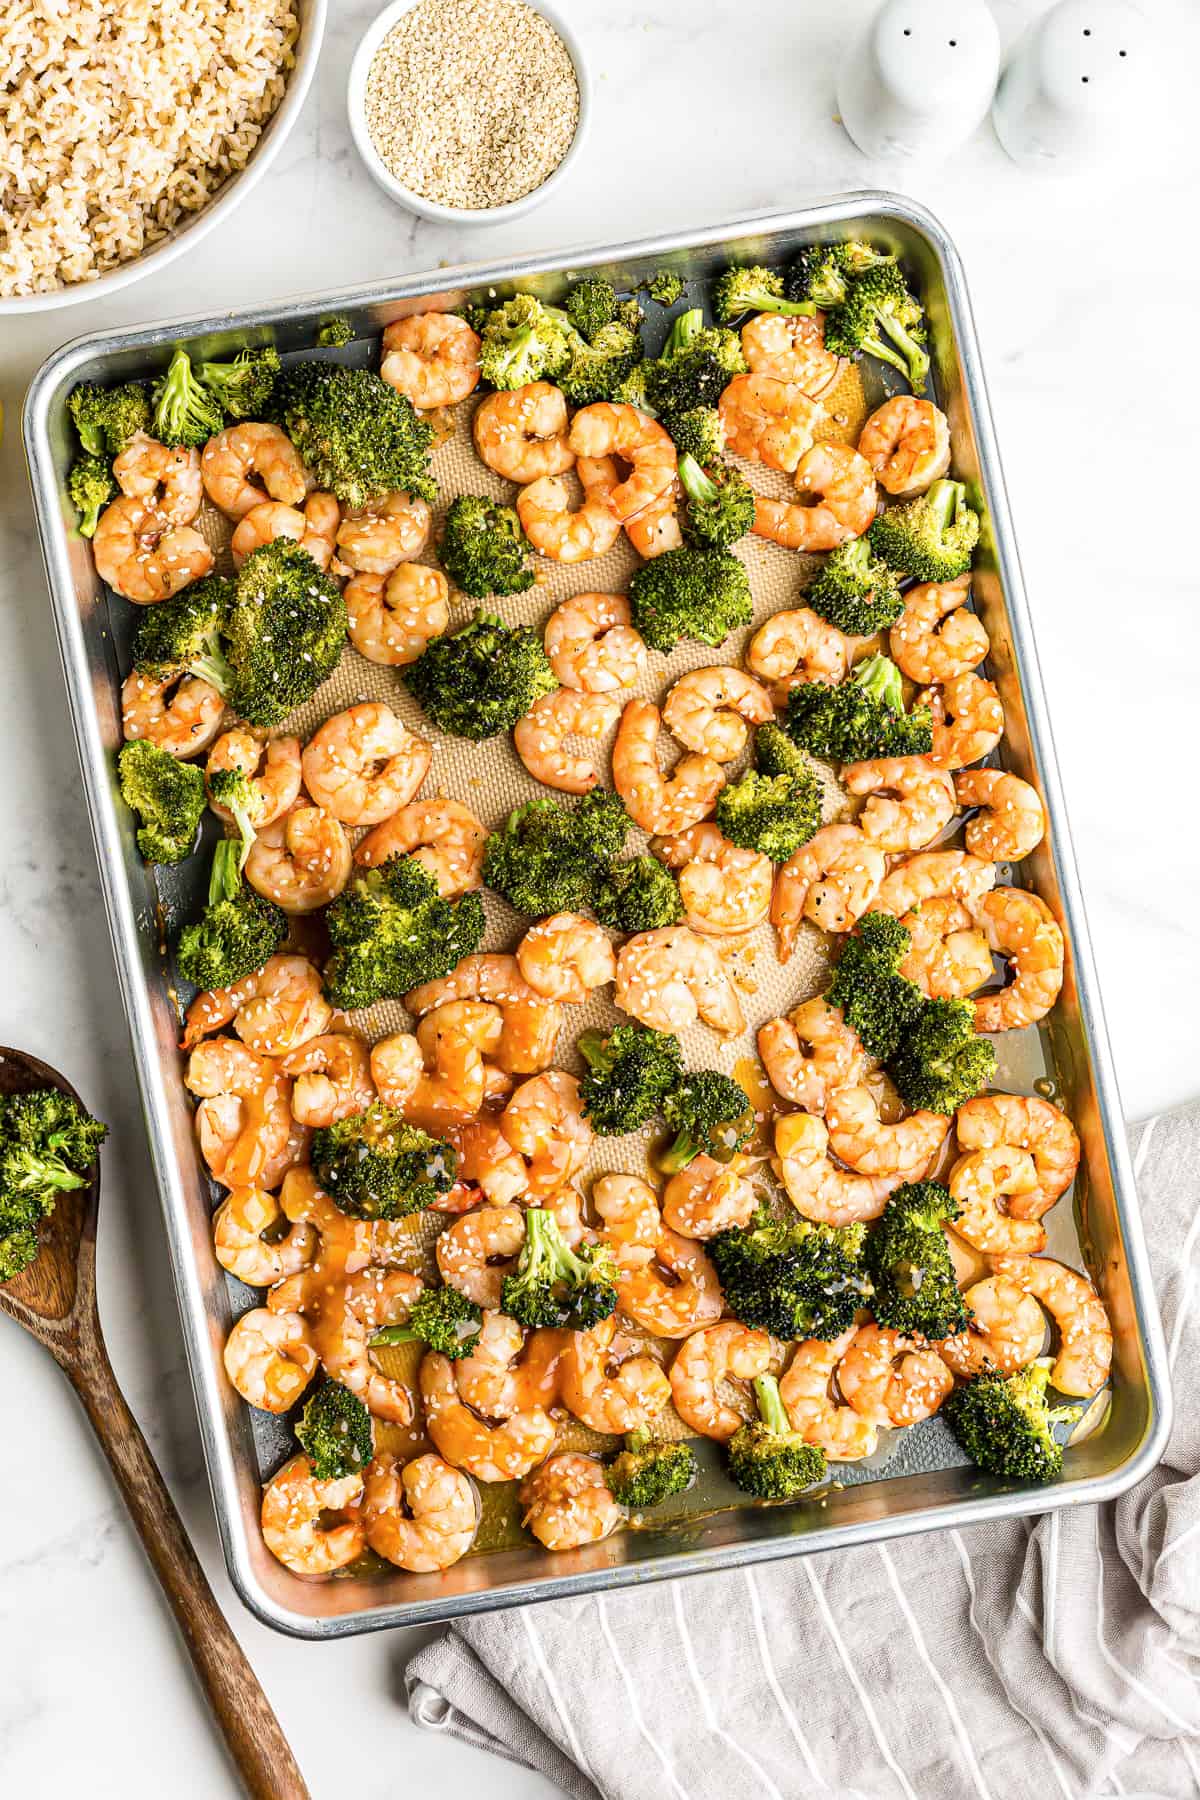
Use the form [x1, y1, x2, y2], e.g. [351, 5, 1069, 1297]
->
[336, 490, 432, 576]
[356, 798, 486, 896]
[183, 955, 330, 1057]
[771, 824, 886, 955]
[593, 1174, 662, 1271]
[989, 1254, 1113, 1396]
[614, 1228, 723, 1339]
[837, 1325, 954, 1426]
[561, 1316, 672, 1434]
[741, 312, 843, 397]
[517, 465, 623, 564]
[261, 1455, 365, 1575]
[955, 1094, 1080, 1218]
[244, 802, 352, 913]
[938, 1274, 1047, 1379]
[313, 1267, 425, 1424]
[230, 493, 341, 572]
[955, 770, 1046, 863]
[614, 926, 745, 1038]
[206, 729, 302, 832]
[625, 483, 683, 559]
[406, 955, 562, 1075]
[669, 1321, 772, 1440]
[757, 997, 866, 1111]
[362, 1451, 478, 1572]
[503, 1071, 592, 1198]
[970, 888, 1065, 1033]
[437, 1205, 526, 1309]
[842, 755, 957, 853]
[920, 673, 1005, 770]
[947, 1148, 1048, 1254]
[94, 497, 213, 603]
[520, 1453, 624, 1549]
[662, 667, 775, 762]
[301, 703, 431, 828]
[824, 1085, 949, 1179]
[661, 1155, 757, 1239]
[381, 312, 481, 408]
[889, 575, 988, 685]
[346, 564, 449, 666]
[453, 1311, 563, 1417]
[775, 1112, 898, 1226]
[873, 848, 996, 918]
[857, 397, 951, 499]
[422, 1351, 556, 1482]
[514, 689, 621, 795]
[447, 1120, 528, 1208]
[276, 1166, 404, 1283]
[653, 824, 773, 936]
[223, 1307, 317, 1412]
[567, 403, 677, 522]
[213, 1187, 316, 1288]
[543, 592, 647, 694]
[753, 444, 878, 553]
[112, 435, 203, 524]
[375, 1002, 508, 1132]
[121, 670, 225, 758]
[516, 914, 616, 1004]
[185, 1038, 293, 1188]
[201, 423, 308, 520]
[718, 373, 825, 473]
[746, 608, 848, 700]
[780, 1330, 878, 1461]
[612, 698, 725, 835]
[898, 897, 993, 1000]
[472, 382, 574, 482]
[280, 1033, 375, 1128]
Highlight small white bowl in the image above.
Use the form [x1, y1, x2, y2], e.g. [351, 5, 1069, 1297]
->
[347, 0, 590, 226]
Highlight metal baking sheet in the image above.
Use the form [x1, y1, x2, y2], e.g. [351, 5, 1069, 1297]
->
[23, 193, 1171, 1638]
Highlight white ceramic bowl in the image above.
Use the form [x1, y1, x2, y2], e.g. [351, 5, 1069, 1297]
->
[347, 0, 589, 226]
[0, 0, 327, 317]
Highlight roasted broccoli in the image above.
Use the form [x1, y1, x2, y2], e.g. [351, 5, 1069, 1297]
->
[710, 1207, 871, 1339]
[68, 380, 150, 457]
[483, 792, 628, 917]
[628, 546, 752, 654]
[564, 277, 621, 340]
[67, 454, 116, 538]
[716, 765, 821, 863]
[369, 1284, 483, 1360]
[403, 609, 556, 740]
[312, 1105, 456, 1221]
[197, 346, 281, 420]
[176, 839, 286, 991]
[646, 269, 685, 308]
[865, 1181, 971, 1340]
[785, 653, 933, 763]
[226, 541, 347, 727]
[150, 347, 224, 448]
[668, 406, 725, 465]
[805, 536, 905, 636]
[117, 740, 205, 865]
[826, 911, 925, 1061]
[606, 1429, 696, 1508]
[439, 497, 535, 598]
[659, 1071, 754, 1173]
[868, 479, 981, 583]
[712, 265, 819, 324]
[130, 574, 236, 691]
[611, 362, 654, 411]
[0, 1089, 107, 1285]
[590, 853, 684, 932]
[270, 360, 436, 507]
[0, 1231, 40, 1284]
[294, 1380, 374, 1480]
[558, 320, 642, 405]
[945, 1363, 1081, 1484]
[643, 309, 747, 426]
[677, 452, 756, 550]
[727, 1375, 827, 1500]
[784, 240, 895, 308]
[824, 264, 930, 393]
[478, 294, 575, 390]
[322, 853, 485, 1010]
[577, 1022, 684, 1136]
[207, 766, 262, 869]
[888, 997, 997, 1116]
[316, 316, 354, 348]
[501, 1208, 619, 1331]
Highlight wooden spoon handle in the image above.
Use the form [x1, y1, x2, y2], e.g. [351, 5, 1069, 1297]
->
[65, 1337, 309, 1800]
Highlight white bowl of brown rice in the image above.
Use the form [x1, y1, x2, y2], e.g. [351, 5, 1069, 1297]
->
[0, 0, 327, 313]
[347, 0, 589, 225]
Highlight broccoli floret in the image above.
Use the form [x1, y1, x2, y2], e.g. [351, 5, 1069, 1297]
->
[784, 240, 896, 308]
[712, 265, 819, 324]
[727, 1375, 827, 1499]
[478, 294, 574, 390]
[611, 362, 654, 411]
[68, 381, 150, 457]
[117, 740, 205, 865]
[785, 653, 933, 763]
[558, 320, 642, 405]
[176, 840, 286, 991]
[806, 537, 904, 637]
[710, 1207, 870, 1339]
[271, 361, 436, 507]
[0, 1088, 108, 1283]
[322, 854, 485, 1010]
[646, 269, 685, 308]
[0, 1229, 40, 1284]
[500, 1208, 619, 1330]
[606, 1429, 696, 1508]
[404, 609, 556, 741]
[207, 766, 261, 870]
[150, 347, 224, 448]
[945, 1363, 1082, 1484]
[312, 1105, 456, 1221]
[868, 479, 981, 583]
[564, 277, 619, 340]
[370, 1285, 483, 1360]
[578, 1023, 684, 1136]
[889, 997, 997, 1116]
[752, 721, 811, 780]
[130, 575, 236, 692]
[826, 911, 925, 1060]
[438, 498, 535, 599]
[316, 316, 354, 348]
[644, 309, 747, 426]
[716, 765, 821, 864]
[591, 854, 684, 932]
[825, 265, 930, 393]
[67, 454, 116, 539]
[628, 546, 752, 654]
[228, 541, 347, 728]
[197, 347, 281, 420]
[669, 406, 725, 465]
[294, 1380, 373, 1480]
[677, 452, 756, 550]
[866, 1181, 971, 1340]
[659, 1071, 754, 1172]
[483, 792, 628, 917]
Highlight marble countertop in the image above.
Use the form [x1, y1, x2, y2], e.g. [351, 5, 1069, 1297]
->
[1, 1, 1197, 1793]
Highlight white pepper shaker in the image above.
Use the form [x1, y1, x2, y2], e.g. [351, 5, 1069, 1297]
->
[992, 0, 1147, 170]
[837, 0, 1000, 163]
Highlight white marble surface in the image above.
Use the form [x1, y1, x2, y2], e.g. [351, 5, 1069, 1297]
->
[1, 1, 1198, 1794]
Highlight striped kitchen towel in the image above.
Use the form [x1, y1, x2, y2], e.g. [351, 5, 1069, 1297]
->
[405, 1106, 1200, 1799]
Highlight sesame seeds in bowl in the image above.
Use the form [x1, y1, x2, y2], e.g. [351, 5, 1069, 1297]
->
[347, 0, 589, 224]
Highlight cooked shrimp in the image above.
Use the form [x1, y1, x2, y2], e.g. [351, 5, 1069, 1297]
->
[276, 1165, 405, 1283]
[261, 1454, 365, 1575]
[653, 823, 773, 936]
[625, 483, 683, 558]
[121, 670, 225, 758]
[517, 466, 623, 563]
[230, 493, 340, 571]
[920, 673, 1005, 771]
[669, 1321, 772, 1440]
[406, 954, 562, 1075]
[753, 444, 878, 553]
[280, 1032, 375, 1128]
[775, 1111, 898, 1226]
[771, 824, 886, 955]
[661, 1154, 758, 1239]
[362, 1451, 477, 1572]
[955, 1094, 1080, 1219]
[842, 754, 957, 853]
[970, 887, 1065, 1032]
[947, 1148, 1048, 1254]
[392, 1001, 509, 1131]
[837, 1325, 954, 1426]
[514, 689, 621, 795]
[757, 997, 867, 1111]
[938, 1274, 1047, 1378]
[94, 497, 213, 603]
[201, 423, 308, 519]
[437, 1204, 526, 1309]
[313, 1267, 425, 1424]
[612, 697, 725, 835]
[382, 312, 481, 408]
[593, 1174, 662, 1271]
[503, 1071, 592, 1198]
[516, 914, 616, 1004]
[955, 770, 1046, 863]
[741, 312, 843, 397]
[473, 382, 574, 482]
[206, 729, 302, 831]
[567, 403, 677, 522]
[356, 797, 486, 896]
[874, 848, 996, 918]
[662, 667, 775, 762]
[718, 373, 825, 473]
[745, 607, 848, 700]
[112, 434, 203, 524]
[614, 1228, 723, 1338]
[988, 1254, 1113, 1397]
[780, 1330, 878, 1461]
[453, 1311, 554, 1418]
[301, 703, 430, 828]
[447, 1120, 528, 1208]
[223, 1307, 317, 1412]
[422, 1351, 556, 1482]
[185, 1038, 293, 1188]
[889, 575, 988, 685]
[898, 897, 992, 1000]
[614, 925, 745, 1038]
[520, 1453, 624, 1549]
[825, 1084, 949, 1179]
[858, 397, 951, 499]
[345, 564, 449, 666]
[560, 1316, 671, 1434]
[183, 955, 329, 1056]
[543, 591, 647, 694]
[335, 490, 432, 575]
[244, 802, 352, 913]
[213, 1186, 316, 1288]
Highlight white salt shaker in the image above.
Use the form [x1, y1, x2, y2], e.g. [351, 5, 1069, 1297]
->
[992, 0, 1147, 170]
[837, 0, 1000, 163]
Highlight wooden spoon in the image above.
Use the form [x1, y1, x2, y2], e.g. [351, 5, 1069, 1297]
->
[0, 1047, 309, 1800]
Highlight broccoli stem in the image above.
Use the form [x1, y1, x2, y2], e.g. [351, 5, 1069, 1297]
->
[753, 1374, 790, 1436]
[664, 309, 703, 356]
[188, 648, 235, 699]
[577, 1029, 611, 1073]
[658, 1128, 700, 1176]
[927, 480, 964, 536]
[209, 838, 242, 905]
[742, 288, 818, 318]
[677, 453, 718, 503]
[851, 653, 904, 711]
